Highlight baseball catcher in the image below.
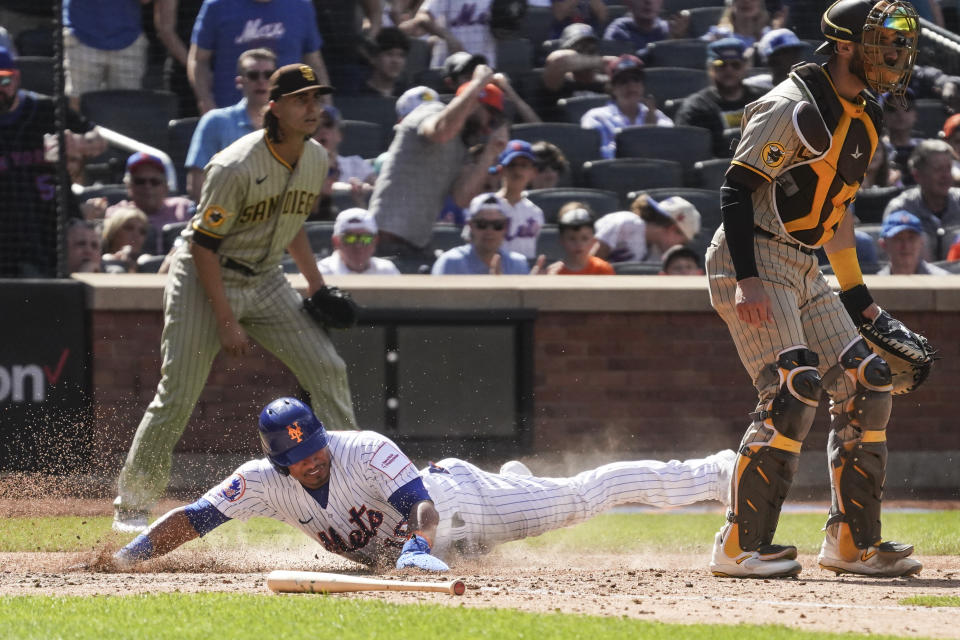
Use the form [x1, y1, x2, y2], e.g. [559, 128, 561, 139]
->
[705, 0, 929, 579]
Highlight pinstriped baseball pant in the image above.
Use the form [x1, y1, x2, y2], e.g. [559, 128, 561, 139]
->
[117, 252, 357, 510]
[706, 228, 860, 409]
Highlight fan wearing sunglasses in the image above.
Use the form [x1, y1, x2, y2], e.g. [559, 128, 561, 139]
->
[105, 152, 195, 255]
[674, 38, 767, 157]
[431, 197, 532, 275]
[317, 208, 400, 275]
[186, 48, 278, 202]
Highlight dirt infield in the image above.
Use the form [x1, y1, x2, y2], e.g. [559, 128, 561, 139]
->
[2, 490, 958, 638]
[2, 546, 958, 637]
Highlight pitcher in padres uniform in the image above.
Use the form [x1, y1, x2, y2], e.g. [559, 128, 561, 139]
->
[706, 0, 922, 579]
[114, 397, 737, 570]
[113, 65, 357, 533]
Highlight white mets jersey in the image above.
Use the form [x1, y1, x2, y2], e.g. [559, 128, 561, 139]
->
[205, 430, 420, 565]
[184, 129, 328, 271]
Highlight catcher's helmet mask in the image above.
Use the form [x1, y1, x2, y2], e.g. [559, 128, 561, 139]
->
[816, 0, 919, 107]
[258, 397, 329, 475]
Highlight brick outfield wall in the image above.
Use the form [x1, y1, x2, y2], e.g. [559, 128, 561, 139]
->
[90, 308, 959, 465]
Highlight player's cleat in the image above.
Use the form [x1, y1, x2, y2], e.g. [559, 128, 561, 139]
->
[709, 449, 737, 507]
[817, 526, 922, 577]
[710, 527, 801, 578]
[499, 460, 532, 477]
[112, 496, 148, 534]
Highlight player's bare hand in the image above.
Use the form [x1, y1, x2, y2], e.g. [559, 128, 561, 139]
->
[218, 321, 250, 357]
[735, 277, 774, 328]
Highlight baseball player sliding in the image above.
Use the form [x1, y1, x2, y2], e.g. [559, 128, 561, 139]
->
[707, 0, 934, 579]
[113, 65, 359, 533]
[114, 397, 736, 571]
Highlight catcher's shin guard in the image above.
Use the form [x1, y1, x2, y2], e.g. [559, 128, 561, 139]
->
[725, 348, 822, 556]
[826, 338, 893, 555]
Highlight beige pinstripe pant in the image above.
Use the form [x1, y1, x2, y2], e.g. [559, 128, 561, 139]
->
[117, 251, 357, 510]
[705, 227, 860, 415]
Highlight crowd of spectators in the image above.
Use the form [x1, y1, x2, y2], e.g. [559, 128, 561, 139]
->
[3, 1, 960, 279]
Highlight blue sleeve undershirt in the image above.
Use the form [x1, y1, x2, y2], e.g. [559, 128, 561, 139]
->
[387, 477, 432, 519]
[183, 498, 232, 536]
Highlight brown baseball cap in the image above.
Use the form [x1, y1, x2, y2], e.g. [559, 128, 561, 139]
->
[269, 64, 333, 101]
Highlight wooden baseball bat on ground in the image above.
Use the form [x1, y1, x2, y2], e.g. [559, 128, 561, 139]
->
[266, 570, 467, 596]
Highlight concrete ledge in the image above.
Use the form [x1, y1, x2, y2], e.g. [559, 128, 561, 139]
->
[72, 273, 960, 312]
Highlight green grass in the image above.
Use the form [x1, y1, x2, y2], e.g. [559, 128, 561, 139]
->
[899, 595, 960, 607]
[0, 593, 930, 640]
[2, 511, 959, 555]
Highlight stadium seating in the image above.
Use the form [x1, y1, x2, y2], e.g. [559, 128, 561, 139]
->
[510, 123, 602, 184]
[16, 56, 54, 96]
[686, 6, 725, 38]
[663, 0, 724, 13]
[644, 39, 708, 70]
[913, 99, 949, 140]
[76, 183, 129, 206]
[80, 89, 179, 152]
[642, 67, 709, 103]
[535, 225, 564, 262]
[340, 120, 387, 159]
[688, 158, 730, 190]
[559, 95, 610, 123]
[430, 224, 466, 254]
[598, 39, 635, 56]
[526, 187, 621, 224]
[931, 259, 960, 273]
[612, 261, 662, 275]
[582, 158, 683, 206]
[615, 125, 713, 172]
[136, 255, 166, 273]
[496, 38, 535, 74]
[851, 185, 903, 224]
[332, 96, 398, 134]
[305, 221, 335, 255]
[162, 221, 189, 253]
[167, 117, 199, 195]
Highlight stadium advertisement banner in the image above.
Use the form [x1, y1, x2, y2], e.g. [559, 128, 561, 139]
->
[0, 280, 92, 471]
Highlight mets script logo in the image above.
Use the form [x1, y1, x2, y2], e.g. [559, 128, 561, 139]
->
[221, 473, 246, 502]
[287, 422, 304, 443]
[203, 205, 227, 227]
[317, 505, 386, 553]
[762, 142, 785, 168]
[300, 65, 315, 82]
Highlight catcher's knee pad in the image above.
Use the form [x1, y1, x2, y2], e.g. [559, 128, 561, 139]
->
[726, 348, 821, 554]
[832, 338, 893, 433]
[759, 347, 824, 441]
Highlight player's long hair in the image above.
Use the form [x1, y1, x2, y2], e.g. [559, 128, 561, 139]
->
[264, 109, 282, 143]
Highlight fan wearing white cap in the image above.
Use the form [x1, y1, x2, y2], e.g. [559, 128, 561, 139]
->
[431, 196, 532, 274]
[318, 209, 401, 275]
[592, 194, 702, 263]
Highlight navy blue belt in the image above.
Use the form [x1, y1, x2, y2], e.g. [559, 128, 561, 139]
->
[221, 257, 257, 276]
[754, 226, 815, 255]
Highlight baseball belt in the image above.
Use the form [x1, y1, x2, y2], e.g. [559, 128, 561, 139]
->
[754, 226, 815, 256]
[220, 257, 258, 276]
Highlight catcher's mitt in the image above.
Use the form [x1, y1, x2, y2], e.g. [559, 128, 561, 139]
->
[858, 310, 936, 395]
[303, 285, 359, 329]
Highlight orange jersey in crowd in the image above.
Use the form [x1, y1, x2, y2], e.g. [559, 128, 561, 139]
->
[557, 256, 615, 275]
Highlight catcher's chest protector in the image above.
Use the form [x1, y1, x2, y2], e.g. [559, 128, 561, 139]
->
[773, 64, 882, 247]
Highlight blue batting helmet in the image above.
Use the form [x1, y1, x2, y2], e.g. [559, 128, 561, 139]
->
[258, 398, 328, 469]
